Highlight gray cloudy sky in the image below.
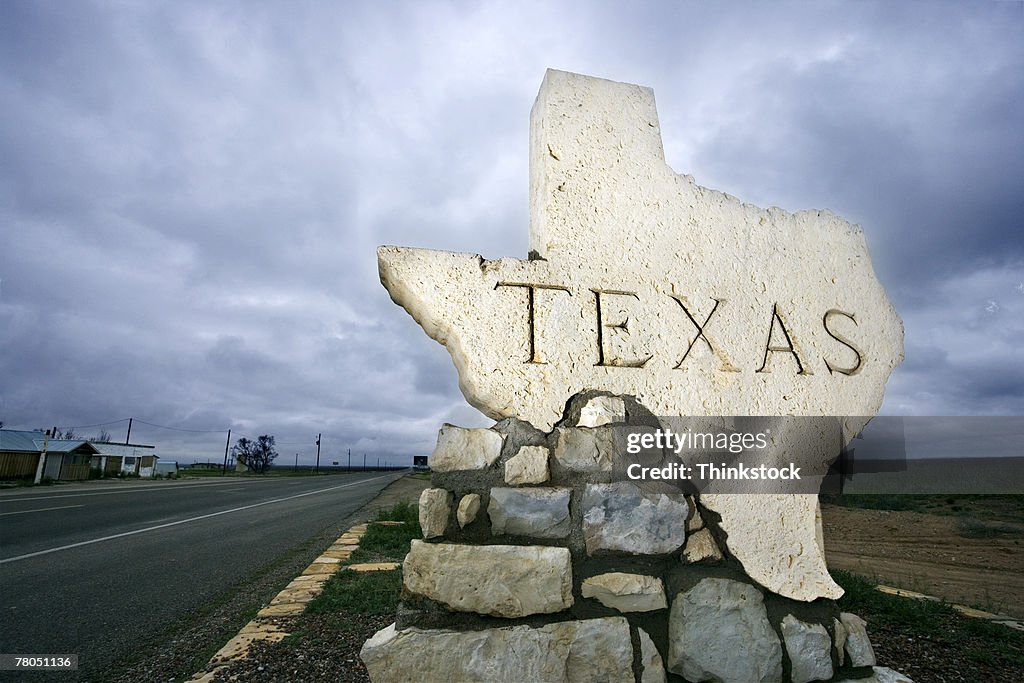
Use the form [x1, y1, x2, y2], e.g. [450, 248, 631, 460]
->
[1, 1, 1022, 465]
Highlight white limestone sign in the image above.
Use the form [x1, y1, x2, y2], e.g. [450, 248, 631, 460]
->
[379, 70, 903, 602]
[380, 69, 902, 432]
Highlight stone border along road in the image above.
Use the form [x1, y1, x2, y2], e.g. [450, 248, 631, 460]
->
[188, 492, 1021, 681]
[188, 520, 402, 683]
[187, 474, 430, 683]
[874, 585, 1024, 632]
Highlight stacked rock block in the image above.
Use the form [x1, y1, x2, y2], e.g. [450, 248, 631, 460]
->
[361, 393, 904, 683]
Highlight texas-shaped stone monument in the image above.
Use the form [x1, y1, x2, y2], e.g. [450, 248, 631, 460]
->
[364, 70, 906, 683]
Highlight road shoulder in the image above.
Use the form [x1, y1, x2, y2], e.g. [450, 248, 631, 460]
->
[187, 474, 430, 682]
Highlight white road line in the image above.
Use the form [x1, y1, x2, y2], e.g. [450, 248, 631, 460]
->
[0, 478, 309, 503]
[0, 473, 394, 564]
[0, 504, 84, 517]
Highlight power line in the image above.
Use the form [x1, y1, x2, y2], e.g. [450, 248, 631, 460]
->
[131, 419, 227, 434]
[59, 417, 228, 434]
[64, 418, 131, 430]
[40, 421, 367, 460]
[52, 420, 344, 443]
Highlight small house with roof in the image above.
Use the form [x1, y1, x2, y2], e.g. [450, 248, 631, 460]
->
[0, 429, 100, 481]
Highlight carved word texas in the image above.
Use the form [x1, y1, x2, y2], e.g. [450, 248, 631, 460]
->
[496, 283, 863, 376]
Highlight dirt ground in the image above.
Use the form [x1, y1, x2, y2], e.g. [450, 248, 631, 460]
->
[821, 502, 1024, 619]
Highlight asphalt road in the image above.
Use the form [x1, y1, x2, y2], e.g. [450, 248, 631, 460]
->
[0, 472, 402, 680]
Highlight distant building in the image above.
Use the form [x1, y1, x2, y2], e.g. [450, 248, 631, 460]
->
[0, 429, 99, 481]
[89, 442, 158, 477]
[0, 429, 163, 481]
[185, 461, 224, 472]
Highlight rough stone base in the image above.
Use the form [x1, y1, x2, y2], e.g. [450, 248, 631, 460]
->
[361, 617, 638, 683]
[363, 395, 916, 683]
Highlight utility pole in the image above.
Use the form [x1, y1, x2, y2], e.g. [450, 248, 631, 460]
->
[295, 453, 298, 472]
[222, 429, 231, 476]
[33, 430, 49, 484]
[315, 434, 321, 473]
[125, 417, 133, 445]
[347, 448, 351, 471]
[363, 453, 366, 470]
[377, 456, 380, 470]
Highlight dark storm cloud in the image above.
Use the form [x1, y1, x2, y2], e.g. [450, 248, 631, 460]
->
[1, 1, 1021, 464]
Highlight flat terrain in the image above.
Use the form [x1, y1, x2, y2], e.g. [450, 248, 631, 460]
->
[821, 495, 1024, 619]
[0, 472, 402, 681]
[5, 476, 1014, 681]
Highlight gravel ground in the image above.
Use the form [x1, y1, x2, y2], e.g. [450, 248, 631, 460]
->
[212, 614, 391, 683]
[863, 612, 1022, 683]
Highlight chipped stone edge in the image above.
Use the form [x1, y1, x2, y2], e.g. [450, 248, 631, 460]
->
[187, 521, 404, 681]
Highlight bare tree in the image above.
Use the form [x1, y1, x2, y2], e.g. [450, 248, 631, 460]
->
[232, 435, 278, 474]
[232, 437, 255, 470]
[91, 429, 113, 443]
